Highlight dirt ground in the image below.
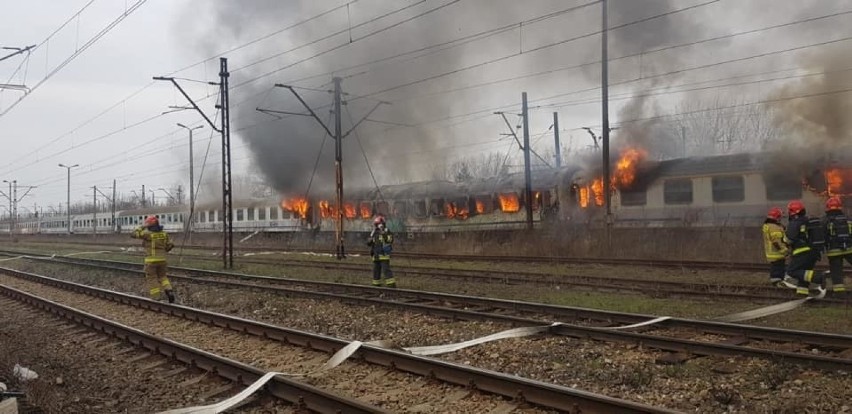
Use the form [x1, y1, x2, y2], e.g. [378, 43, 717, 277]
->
[0, 295, 291, 414]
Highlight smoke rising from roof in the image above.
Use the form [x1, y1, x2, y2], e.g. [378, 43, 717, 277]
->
[578, 0, 713, 177]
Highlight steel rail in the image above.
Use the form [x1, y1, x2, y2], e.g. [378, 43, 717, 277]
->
[0, 248, 827, 305]
[10, 257, 852, 372]
[0, 283, 385, 414]
[0, 266, 678, 414]
[0, 239, 772, 270]
[41, 255, 852, 347]
[161, 252, 830, 304]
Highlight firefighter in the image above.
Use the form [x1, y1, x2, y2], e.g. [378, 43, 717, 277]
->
[367, 215, 395, 287]
[822, 196, 851, 295]
[783, 200, 825, 296]
[762, 207, 789, 286]
[131, 216, 176, 303]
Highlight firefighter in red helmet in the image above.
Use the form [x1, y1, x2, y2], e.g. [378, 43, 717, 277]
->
[783, 200, 825, 296]
[822, 196, 850, 295]
[367, 215, 395, 287]
[131, 215, 176, 302]
[762, 207, 789, 286]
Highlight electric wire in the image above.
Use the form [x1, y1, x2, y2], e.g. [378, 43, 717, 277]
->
[0, 0, 148, 118]
[344, 105, 384, 201]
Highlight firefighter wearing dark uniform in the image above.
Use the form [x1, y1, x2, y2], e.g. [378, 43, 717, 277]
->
[784, 200, 824, 296]
[367, 216, 395, 287]
[762, 207, 788, 285]
[823, 196, 851, 294]
[131, 216, 176, 303]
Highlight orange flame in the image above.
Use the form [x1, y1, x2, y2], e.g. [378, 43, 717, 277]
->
[826, 168, 843, 196]
[318, 200, 334, 218]
[498, 193, 520, 213]
[281, 197, 309, 219]
[475, 199, 485, 214]
[591, 179, 604, 206]
[613, 148, 647, 188]
[360, 202, 372, 219]
[443, 202, 469, 220]
[579, 187, 590, 208]
[343, 202, 356, 219]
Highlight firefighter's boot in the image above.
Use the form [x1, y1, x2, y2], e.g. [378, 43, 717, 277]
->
[165, 289, 176, 304]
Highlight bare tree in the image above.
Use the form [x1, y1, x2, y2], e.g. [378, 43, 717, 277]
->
[668, 96, 780, 157]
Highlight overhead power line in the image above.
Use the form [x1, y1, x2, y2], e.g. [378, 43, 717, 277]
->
[0, 0, 148, 118]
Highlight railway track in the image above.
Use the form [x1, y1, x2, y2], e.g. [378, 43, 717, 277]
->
[12, 255, 852, 373]
[0, 283, 383, 413]
[0, 238, 772, 271]
[166, 251, 839, 305]
[0, 265, 679, 414]
[2, 246, 833, 305]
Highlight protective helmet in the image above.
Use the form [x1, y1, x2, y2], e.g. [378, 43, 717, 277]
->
[766, 207, 783, 221]
[373, 215, 385, 226]
[144, 216, 160, 227]
[826, 196, 843, 211]
[787, 200, 805, 216]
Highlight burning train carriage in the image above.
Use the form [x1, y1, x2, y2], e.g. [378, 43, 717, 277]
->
[275, 169, 568, 233]
[611, 151, 852, 227]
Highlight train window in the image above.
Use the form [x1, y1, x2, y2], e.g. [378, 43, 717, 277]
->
[765, 175, 802, 201]
[429, 199, 444, 216]
[712, 175, 745, 203]
[413, 200, 427, 217]
[392, 201, 407, 216]
[247, 208, 255, 221]
[376, 201, 390, 216]
[474, 196, 493, 214]
[236, 209, 244, 221]
[664, 179, 693, 205]
[269, 207, 279, 220]
[620, 189, 647, 206]
[258, 207, 266, 221]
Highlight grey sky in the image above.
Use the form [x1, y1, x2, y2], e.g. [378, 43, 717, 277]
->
[1, 0, 851, 213]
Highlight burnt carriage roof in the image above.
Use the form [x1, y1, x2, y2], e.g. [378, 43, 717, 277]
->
[651, 152, 766, 178]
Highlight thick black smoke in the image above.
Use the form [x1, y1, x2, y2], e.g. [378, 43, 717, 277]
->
[578, 0, 714, 178]
[182, 0, 579, 196]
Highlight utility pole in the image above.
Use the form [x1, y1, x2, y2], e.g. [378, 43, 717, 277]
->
[219, 58, 234, 269]
[112, 179, 116, 232]
[3, 180, 12, 238]
[178, 123, 203, 234]
[95, 184, 115, 233]
[92, 186, 97, 237]
[58, 164, 79, 234]
[141, 185, 146, 208]
[553, 112, 562, 168]
[263, 78, 386, 260]
[601, 0, 613, 243]
[681, 126, 687, 158]
[333, 77, 345, 259]
[521, 92, 533, 230]
[155, 57, 233, 268]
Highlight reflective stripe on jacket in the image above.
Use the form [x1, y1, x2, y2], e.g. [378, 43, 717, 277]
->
[784, 215, 811, 256]
[824, 210, 852, 257]
[131, 227, 173, 263]
[369, 230, 393, 261]
[762, 222, 787, 262]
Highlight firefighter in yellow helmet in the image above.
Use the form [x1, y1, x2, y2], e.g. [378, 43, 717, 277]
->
[131, 216, 176, 302]
[367, 215, 395, 287]
[762, 207, 789, 286]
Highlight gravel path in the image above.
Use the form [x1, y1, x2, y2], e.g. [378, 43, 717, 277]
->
[0, 294, 291, 414]
[5, 261, 852, 413]
[0, 274, 554, 414]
